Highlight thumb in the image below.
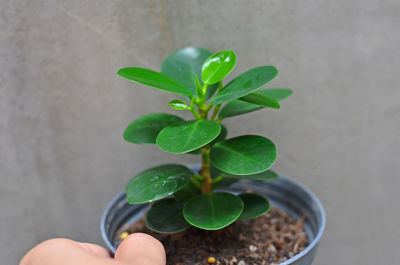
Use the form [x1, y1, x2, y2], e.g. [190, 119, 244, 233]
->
[114, 233, 166, 265]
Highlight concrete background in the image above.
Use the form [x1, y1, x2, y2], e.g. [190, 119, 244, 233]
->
[1, 0, 399, 264]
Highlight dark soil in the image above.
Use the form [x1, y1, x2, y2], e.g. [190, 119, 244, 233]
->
[118, 207, 309, 265]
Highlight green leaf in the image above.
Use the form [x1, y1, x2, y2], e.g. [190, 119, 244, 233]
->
[210, 135, 277, 175]
[201, 50, 236, 85]
[156, 120, 221, 154]
[223, 169, 279, 181]
[146, 198, 190, 234]
[188, 124, 227, 154]
[126, 164, 193, 204]
[260, 88, 293, 101]
[183, 192, 244, 230]
[240, 92, 280, 109]
[238, 193, 270, 220]
[210, 66, 278, 104]
[124, 113, 184, 144]
[161, 47, 218, 99]
[168, 99, 189, 110]
[118, 67, 192, 96]
[174, 181, 201, 201]
[219, 89, 293, 119]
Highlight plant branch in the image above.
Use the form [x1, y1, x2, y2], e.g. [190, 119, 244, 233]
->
[211, 104, 221, 121]
[200, 145, 212, 194]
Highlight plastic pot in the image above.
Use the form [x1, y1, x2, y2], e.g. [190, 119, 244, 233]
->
[101, 175, 325, 265]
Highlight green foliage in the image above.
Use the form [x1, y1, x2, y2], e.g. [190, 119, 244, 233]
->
[125, 164, 193, 204]
[168, 99, 189, 110]
[183, 192, 244, 230]
[210, 135, 277, 175]
[118, 47, 291, 233]
[161, 47, 218, 99]
[219, 89, 292, 119]
[146, 198, 190, 233]
[124, 113, 184, 144]
[117, 67, 192, 96]
[238, 193, 270, 220]
[209, 66, 278, 104]
[189, 124, 227, 154]
[223, 169, 280, 181]
[156, 120, 221, 154]
[201, 50, 236, 85]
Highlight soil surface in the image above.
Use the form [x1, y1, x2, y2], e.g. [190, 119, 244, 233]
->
[118, 207, 309, 265]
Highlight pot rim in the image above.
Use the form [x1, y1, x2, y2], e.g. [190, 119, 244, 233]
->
[100, 175, 325, 265]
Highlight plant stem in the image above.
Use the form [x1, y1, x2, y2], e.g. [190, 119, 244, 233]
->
[211, 104, 221, 121]
[200, 145, 212, 194]
[189, 97, 202, 119]
[210, 81, 224, 121]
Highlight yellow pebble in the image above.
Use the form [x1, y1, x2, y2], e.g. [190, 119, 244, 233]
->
[119, 231, 129, 240]
[207, 257, 216, 264]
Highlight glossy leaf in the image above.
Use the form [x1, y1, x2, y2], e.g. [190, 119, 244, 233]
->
[240, 92, 280, 109]
[124, 113, 184, 144]
[168, 99, 188, 110]
[201, 50, 236, 85]
[183, 192, 244, 230]
[219, 89, 293, 119]
[161, 47, 218, 98]
[210, 66, 278, 104]
[156, 120, 221, 154]
[188, 124, 227, 154]
[210, 135, 277, 175]
[238, 193, 270, 220]
[146, 198, 190, 234]
[118, 67, 192, 96]
[126, 164, 193, 204]
[223, 169, 279, 181]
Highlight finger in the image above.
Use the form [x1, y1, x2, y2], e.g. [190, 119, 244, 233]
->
[20, 238, 113, 265]
[77, 242, 110, 258]
[115, 233, 166, 265]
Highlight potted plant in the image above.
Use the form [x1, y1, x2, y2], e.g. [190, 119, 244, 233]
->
[101, 47, 325, 265]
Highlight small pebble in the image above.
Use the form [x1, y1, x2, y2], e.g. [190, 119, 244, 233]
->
[229, 256, 237, 265]
[249, 245, 257, 252]
[238, 260, 246, 265]
[207, 257, 216, 264]
[119, 231, 129, 240]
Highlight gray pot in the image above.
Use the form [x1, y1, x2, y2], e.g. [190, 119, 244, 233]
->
[101, 175, 325, 265]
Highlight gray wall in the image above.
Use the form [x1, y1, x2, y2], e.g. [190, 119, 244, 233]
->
[1, 0, 399, 264]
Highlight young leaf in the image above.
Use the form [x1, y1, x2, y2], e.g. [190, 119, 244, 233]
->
[223, 169, 279, 181]
[168, 99, 189, 110]
[240, 92, 280, 109]
[161, 47, 218, 98]
[209, 66, 278, 104]
[210, 135, 277, 175]
[118, 67, 192, 96]
[126, 164, 193, 204]
[188, 124, 227, 154]
[238, 193, 270, 220]
[219, 89, 293, 119]
[183, 192, 244, 230]
[201, 50, 236, 85]
[146, 198, 190, 234]
[124, 113, 184, 144]
[156, 120, 221, 154]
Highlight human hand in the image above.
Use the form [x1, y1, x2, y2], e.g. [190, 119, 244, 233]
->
[20, 233, 166, 265]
